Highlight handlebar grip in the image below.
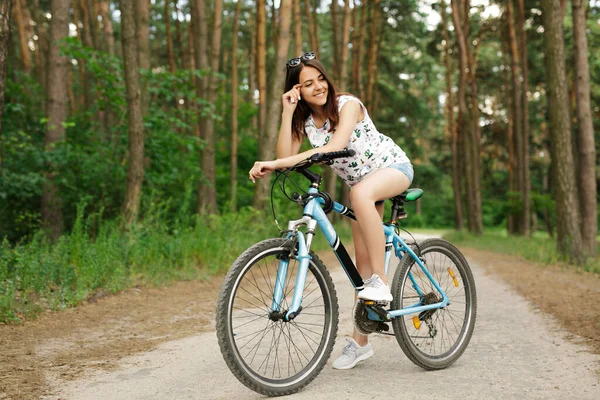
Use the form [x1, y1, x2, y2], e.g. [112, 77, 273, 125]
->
[308, 149, 356, 163]
[326, 149, 356, 159]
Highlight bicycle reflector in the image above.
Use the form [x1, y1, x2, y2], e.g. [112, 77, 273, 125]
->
[448, 267, 459, 287]
[413, 316, 421, 330]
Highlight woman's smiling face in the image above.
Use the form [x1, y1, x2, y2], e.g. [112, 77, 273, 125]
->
[298, 66, 329, 106]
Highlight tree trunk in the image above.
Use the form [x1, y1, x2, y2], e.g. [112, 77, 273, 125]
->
[303, 0, 318, 56]
[292, 0, 302, 55]
[451, 0, 473, 232]
[136, 0, 150, 70]
[198, 0, 223, 215]
[230, 0, 242, 212]
[174, 1, 184, 68]
[248, 16, 258, 131]
[13, 0, 31, 72]
[270, 0, 279, 52]
[339, 0, 351, 91]
[441, 1, 463, 231]
[78, 0, 95, 111]
[540, 0, 585, 265]
[256, 0, 267, 133]
[502, 32, 518, 234]
[464, 9, 483, 235]
[506, 0, 524, 234]
[165, 0, 176, 73]
[84, 0, 100, 50]
[0, 0, 11, 175]
[190, 0, 209, 207]
[120, 0, 145, 226]
[330, 0, 339, 82]
[41, 0, 70, 240]
[365, 0, 380, 110]
[516, 0, 531, 236]
[98, 1, 115, 55]
[571, 0, 597, 257]
[351, 0, 365, 98]
[252, 0, 292, 211]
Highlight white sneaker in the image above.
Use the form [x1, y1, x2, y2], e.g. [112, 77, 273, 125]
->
[357, 274, 393, 302]
[332, 338, 374, 370]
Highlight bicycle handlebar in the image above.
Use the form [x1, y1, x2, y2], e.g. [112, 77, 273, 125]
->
[307, 149, 356, 165]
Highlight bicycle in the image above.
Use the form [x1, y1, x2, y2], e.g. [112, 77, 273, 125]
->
[216, 150, 477, 396]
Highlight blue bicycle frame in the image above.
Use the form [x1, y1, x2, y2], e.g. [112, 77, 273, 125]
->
[270, 186, 450, 321]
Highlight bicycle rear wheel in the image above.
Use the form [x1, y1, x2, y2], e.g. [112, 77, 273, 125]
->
[391, 238, 477, 370]
[216, 238, 339, 396]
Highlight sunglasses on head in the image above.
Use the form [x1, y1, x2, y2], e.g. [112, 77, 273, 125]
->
[286, 52, 316, 68]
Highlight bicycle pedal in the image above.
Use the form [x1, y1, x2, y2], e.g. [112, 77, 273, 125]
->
[362, 300, 390, 307]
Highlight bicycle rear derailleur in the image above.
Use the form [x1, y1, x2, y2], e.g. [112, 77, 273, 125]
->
[353, 300, 391, 335]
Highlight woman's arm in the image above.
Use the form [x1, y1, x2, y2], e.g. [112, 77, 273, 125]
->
[275, 111, 303, 159]
[249, 100, 363, 182]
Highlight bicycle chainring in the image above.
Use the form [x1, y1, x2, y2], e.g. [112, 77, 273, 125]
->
[353, 300, 381, 335]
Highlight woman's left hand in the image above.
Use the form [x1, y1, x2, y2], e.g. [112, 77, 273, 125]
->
[249, 161, 278, 183]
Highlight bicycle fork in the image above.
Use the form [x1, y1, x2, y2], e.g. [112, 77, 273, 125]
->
[270, 219, 314, 321]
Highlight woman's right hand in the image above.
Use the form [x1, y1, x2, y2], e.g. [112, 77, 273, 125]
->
[282, 84, 302, 113]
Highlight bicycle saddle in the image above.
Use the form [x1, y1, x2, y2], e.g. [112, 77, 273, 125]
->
[391, 188, 423, 203]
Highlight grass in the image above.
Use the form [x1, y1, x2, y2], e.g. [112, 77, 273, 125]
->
[443, 228, 600, 274]
[0, 206, 352, 324]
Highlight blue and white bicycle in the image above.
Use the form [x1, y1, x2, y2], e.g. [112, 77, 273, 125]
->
[216, 150, 477, 396]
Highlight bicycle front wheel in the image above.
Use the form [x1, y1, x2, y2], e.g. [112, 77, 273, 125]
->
[391, 238, 477, 370]
[216, 238, 339, 396]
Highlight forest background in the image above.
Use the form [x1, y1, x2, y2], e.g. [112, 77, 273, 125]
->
[0, 0, 598, 322]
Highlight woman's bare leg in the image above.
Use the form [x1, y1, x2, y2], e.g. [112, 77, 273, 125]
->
[350, 202, 384, 346]
[349, 169, 411, 285]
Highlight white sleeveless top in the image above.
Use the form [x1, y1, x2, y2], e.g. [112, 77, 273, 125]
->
[304, 95, 410, 187]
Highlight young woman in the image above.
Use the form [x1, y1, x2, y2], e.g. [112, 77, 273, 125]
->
[249, 53, 413, 370]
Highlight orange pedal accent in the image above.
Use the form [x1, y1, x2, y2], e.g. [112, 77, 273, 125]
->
[412, 316, 421, 330]
[447, 267, 459, 287]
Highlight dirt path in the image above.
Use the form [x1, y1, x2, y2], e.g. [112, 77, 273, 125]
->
[1, 238, 600, 399]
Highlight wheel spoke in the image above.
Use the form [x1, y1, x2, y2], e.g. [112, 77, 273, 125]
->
[221, 243, 335, 386]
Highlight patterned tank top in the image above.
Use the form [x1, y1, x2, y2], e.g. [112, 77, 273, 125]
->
[304, 95, 410, 187]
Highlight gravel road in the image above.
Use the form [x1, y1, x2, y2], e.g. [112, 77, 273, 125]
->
[45, 234, 600, 399]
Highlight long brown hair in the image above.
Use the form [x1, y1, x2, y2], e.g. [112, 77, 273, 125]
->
[284, 58, 339, 141]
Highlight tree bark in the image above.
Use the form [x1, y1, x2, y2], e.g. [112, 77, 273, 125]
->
[451, 0, 482, 235]
[502, 31, 518, 234]
[303, 0, 318, 56]
[120, 0, 145, 226]
[330, 0, 339, 81]
[540, 0, 585, 265]
[339, 0, 351, 91]
[351, 0, 365, 98]
[84, 0, 100, 50]
[292, 0, 302, 55]
[13, 0, 31, 72]
[441, 1, 463, 231]
[256, 0, 267, 133]
[506, 1, 524, 234]
[253, 0, 292, 211]
[248, 15, 258, 131]
[165, 0, 176, 73]
[136, 0, 150, 70]
[198, 0, 223, 215]
[41, 0, 70, 240]
[464, 10, 483, 235]
[571, 0, 597, 257]
[174, 1, 183, 69]
[230, 0, 242, 212]
[78, 0, 95, 111]
[0, 0, 12, 175]
[270, 0, 279, 52]
[365, 0, 380, 111]
[516, 0, 531, 235]
[98, 1, 115, 55]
